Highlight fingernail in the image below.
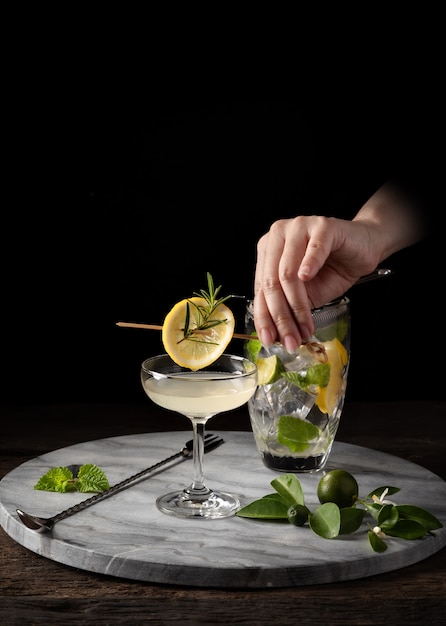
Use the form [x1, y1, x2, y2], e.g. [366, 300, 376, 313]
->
[300, 325, 312, 342]
[299, 264, 312, 279]
[259, 329, 273, 347]
[284, 335, 299, 354]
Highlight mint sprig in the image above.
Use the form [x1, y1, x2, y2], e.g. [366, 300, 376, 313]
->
[236, 473, 443, 553]
[34, 464, 110, 493]
[283, 363, 330, 390]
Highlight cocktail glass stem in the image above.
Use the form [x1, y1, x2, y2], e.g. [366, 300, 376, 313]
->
[185, 420, 212, 498]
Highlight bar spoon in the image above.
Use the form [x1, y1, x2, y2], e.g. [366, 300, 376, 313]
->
[16, 433, 224, 532]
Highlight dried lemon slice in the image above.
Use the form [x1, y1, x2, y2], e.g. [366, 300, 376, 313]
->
[162, 296, 235, 370]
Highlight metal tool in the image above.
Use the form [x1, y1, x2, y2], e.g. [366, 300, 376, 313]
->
[16, 433, 225, 532]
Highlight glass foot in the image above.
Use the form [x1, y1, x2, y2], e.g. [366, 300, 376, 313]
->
[156, 489, 240, 519]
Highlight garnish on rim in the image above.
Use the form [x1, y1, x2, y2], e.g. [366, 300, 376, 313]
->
[162, 273, 235, 370]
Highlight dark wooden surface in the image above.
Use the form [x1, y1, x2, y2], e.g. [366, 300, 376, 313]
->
[1, 401, 445, 625]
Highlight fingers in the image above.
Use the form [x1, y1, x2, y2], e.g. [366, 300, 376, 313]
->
[254, 215, 379, 352]
[254, 217, 326, 350]
[298, 217, 336, 281]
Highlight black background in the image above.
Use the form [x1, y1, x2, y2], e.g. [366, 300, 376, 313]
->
[2, 49, 443, 407]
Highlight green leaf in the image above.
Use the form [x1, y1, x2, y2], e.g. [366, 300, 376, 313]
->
[315, 318, 349, 343]
[234, 471, 444, 554]
[246, 337, 263, 363]
[363, 501, 382, 521]
[34, 467, 77, 493]
[384, 519, 427, 540]
[309, 502, 341, 539]
[277, 415, 321, 453]
[184, 272, 232, 341]
[283, 363, 330, 390]
[396, 505, 443, 531]
[367, 485, 400, 498]
[339, 507, 366, 534]
[368, 530, 388, 552]
[263, 492, 287, 502]
[270, 473, 305, 507]
[236, 498, 289, 519]
[377, 504, 399, 529]
[77, 464, 110, 493]
[34, 464, 110, 493]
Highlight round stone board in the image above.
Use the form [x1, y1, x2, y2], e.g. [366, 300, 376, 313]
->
[1, 431, 445, 588]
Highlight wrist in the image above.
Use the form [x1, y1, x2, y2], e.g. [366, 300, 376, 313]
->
[353, 181, 427, 261]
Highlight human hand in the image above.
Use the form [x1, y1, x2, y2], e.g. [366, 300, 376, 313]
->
[253, 215, 379, 351]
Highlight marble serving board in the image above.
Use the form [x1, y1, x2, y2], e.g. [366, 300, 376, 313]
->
[1, 431, 445, 588]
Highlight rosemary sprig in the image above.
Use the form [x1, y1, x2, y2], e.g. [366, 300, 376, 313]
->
[181, 273, 232, 344]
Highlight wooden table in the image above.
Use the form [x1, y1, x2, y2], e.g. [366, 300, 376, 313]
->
[1, 401, 445, 625]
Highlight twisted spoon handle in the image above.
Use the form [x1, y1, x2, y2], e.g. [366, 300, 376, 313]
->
[52, 448, 187, 523]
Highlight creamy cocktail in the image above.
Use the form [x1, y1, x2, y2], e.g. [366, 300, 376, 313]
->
[143, 370, 257, 419]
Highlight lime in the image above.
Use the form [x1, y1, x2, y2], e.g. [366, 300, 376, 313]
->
[317, 469, 359, 508]
[162, 296, 234, 371]
[256, 355, 284, 385]
[287, 504, 310, 526]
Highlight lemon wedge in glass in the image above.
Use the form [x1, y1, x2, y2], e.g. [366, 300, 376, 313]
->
[315, 337, 348, 414]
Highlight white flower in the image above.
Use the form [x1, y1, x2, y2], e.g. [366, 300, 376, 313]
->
[372, 488, 396, 506]
[372, 526, 387, 539]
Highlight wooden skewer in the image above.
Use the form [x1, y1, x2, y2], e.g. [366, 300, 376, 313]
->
[115, 321, 257, 341]
[115, 321, 327, 360]
[117, 271, 392, 345]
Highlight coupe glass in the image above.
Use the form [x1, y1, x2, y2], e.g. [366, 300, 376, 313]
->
[141, 353, 257, 519]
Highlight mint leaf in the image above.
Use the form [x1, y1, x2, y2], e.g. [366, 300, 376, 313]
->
[34, 464, 110, 493]
[283, 363, 330, 390]
[306, 363, 331, 387]
[77, 464, 110, 493]
[246, 336, 262, 363]
[34, 467, 77, 493]
[315, 318, 349, 343]
[277, 415, 321, 453]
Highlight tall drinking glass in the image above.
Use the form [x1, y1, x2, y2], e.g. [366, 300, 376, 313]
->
[141, 353, 257, 519]
[245, 297, 351, 473]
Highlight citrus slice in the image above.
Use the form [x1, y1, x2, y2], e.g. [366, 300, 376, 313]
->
[257, 355, 284, 385]
[162, 296, 235, 370]
[315, 337, 348, 414]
